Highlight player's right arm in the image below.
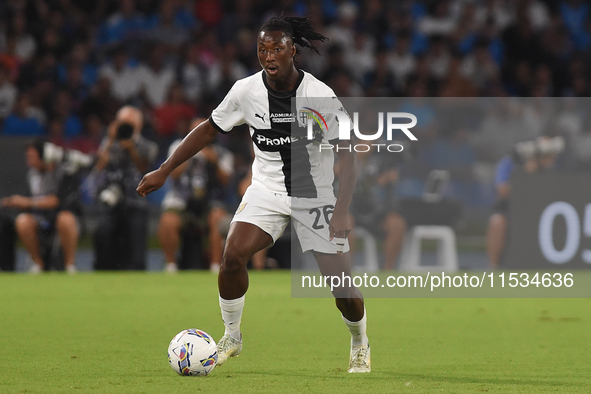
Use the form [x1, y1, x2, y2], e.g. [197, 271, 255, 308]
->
[138, 81, 245, 196]
[136, 120, 219, 196]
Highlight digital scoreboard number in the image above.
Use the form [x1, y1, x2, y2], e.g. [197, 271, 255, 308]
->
[505, 171, 591, 269]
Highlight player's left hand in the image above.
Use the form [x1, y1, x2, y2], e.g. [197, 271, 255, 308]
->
[328, 211, 351, 241]
[329, 211, 351, 254]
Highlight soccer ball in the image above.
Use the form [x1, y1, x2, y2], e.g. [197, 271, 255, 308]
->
[167, 329, 218, 376]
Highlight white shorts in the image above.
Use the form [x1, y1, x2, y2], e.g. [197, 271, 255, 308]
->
[231, 183, 350, 254]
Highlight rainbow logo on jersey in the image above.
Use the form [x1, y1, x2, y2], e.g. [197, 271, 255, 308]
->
[300, 107, 328, 133]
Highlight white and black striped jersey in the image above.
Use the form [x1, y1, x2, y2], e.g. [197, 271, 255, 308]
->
[209, 69, 344, 199]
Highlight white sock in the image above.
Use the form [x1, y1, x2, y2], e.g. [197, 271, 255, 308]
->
[342, 309, 368, 346]
[219, 294, 245, 340]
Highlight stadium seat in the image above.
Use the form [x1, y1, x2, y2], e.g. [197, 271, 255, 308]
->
[352, 226, 379, 273]
[398, 225, 459, 273]
[398, 170, 460, 272]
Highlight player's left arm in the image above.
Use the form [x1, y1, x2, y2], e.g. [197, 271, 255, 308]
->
[330, 141, 356, 241]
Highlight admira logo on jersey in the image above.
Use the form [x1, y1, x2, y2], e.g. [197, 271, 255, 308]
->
[270, 112, 297, 123]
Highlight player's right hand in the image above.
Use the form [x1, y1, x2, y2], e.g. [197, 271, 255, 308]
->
[136, 169, 167, 197]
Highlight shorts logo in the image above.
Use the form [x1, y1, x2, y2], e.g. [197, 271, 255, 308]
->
[236, 202, 247, 214]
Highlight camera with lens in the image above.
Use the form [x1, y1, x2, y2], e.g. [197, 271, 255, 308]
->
[41, 142, 94, 174]
[99, 183, 123, 207]
[512, 140, 537, 165]
[512, 136, 564, 165]
[537, 136, 564, 156]
[116, 123, 134, 140]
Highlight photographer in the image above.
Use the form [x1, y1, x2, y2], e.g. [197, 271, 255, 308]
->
[486, 136, 564, 268]
[93, 106, 158, 270]
[0, 140, 90, 273]
[158, 118, 234, 273]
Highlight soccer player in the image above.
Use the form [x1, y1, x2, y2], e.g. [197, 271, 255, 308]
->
[137, 16, 370, 373]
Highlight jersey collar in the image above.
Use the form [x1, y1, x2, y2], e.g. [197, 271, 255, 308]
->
[262, 69, 304, 98]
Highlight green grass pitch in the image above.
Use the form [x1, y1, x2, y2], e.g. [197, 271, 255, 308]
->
[0, 271, 589, 393]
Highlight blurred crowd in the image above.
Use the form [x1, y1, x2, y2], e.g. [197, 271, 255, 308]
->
[2, 0, 591, 271]
[2, 0, 591, 159]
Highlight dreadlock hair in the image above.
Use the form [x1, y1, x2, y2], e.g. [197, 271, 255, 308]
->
[259, 16, 328, 57]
